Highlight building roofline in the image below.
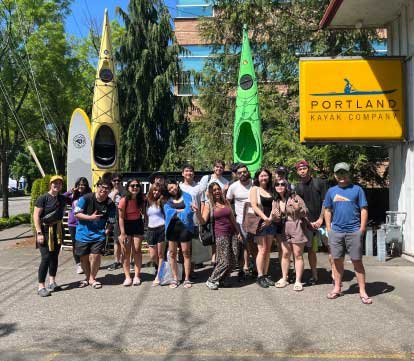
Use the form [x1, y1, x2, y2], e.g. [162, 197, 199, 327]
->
[319, 0, 344, 29]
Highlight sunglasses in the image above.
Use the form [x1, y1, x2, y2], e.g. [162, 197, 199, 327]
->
[275, 182, 286, 187]
[112, 179, 121, 183]
[130, 184, 140, 188]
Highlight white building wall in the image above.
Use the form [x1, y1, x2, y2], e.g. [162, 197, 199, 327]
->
[388, 0, 414, 257]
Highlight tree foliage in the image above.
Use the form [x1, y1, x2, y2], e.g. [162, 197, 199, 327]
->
[171, 0, 388, 180]
[116, 0, 190, 171]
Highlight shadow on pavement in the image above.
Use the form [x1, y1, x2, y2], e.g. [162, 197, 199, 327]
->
[343, 281, 395, 297]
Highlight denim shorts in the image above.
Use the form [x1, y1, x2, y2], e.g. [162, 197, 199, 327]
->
[255, 223, 277, 237]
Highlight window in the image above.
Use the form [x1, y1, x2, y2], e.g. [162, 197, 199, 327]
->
[176, 0, 213, 18]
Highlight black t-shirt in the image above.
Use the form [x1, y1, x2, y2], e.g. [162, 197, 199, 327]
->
[295, 177, 328, 222]
[35, 193, 66, 222]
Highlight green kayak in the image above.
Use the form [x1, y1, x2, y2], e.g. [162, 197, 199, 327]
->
[233, 25, 262, 176]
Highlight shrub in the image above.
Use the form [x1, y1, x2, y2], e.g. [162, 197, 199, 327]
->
[0, 213, 31, 231]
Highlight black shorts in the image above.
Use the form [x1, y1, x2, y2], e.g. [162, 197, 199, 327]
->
[167, 218, 193, 243]
[75, 240, 105, 256]
[124, 219, 144, 236]
[146, 225, 165, 247]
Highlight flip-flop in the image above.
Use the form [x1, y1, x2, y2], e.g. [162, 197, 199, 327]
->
[79, 280, 89, 288]
[327, 291, 343, 299]
[169, 280, 179, 289]
[360, 296, 373, 305]
[91, 281, 102, 289]
[183, 280, 193, 289]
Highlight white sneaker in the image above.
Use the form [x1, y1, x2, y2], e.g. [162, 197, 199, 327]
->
[205, 280, 218, 290]
[76, 263, 84, 274]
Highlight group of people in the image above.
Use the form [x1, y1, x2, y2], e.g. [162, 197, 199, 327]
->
[33, 159, 372, 304]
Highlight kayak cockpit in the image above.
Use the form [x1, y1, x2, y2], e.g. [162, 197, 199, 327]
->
[235, 121, 260, 164]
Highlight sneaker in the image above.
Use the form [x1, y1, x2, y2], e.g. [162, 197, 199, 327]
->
[205, 280, 218, 290]
[238, 270, 246, 282]
[38, 288, 51, 297]
[307, 277, 318, 286]
[264, 275, 275, 287]
[108, 262, 121, 271]
[256, 276, 269, 288]
[47, 282, 60, 292]
[123, 278, 132, 287]
[76, 263, 84, 274]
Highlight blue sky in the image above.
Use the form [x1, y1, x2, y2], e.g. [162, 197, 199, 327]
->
[66, 0, 176, 37]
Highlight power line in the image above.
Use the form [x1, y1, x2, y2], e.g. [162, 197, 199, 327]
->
[13, 0, 58, 173]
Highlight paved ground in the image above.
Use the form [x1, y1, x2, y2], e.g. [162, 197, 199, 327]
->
[0, 196, 30, 216]
[1, 227, 414, 361]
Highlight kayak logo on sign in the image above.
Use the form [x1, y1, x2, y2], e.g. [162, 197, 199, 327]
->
[73, 134, 86, 149]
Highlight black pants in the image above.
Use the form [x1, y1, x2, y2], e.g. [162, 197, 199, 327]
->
[69, 226, 80, 264]
[38, 242, 61, 283]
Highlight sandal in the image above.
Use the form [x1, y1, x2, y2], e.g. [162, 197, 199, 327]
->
[79, 280, 89, 288]
[327, 291, 343, 299]
[360, 296, 373, 305]
[293, 282, 304, 292]
[91, 281, 102, 289]
[169, 280, 179, 289]
[183, 280, 193, 289]
[275, 278, 289, 288]
[152, 279, 160, 287]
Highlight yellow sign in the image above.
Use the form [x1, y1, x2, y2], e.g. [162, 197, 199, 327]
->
[299, 58, 405, 142]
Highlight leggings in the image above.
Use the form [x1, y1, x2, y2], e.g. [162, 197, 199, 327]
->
[69, 226, 80, 264]
[208, 235, 235, 283]
[38, 243, 61, 283]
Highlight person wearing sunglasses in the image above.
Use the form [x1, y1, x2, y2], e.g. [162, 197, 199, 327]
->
[118, 179, 146, 286]
[74, 175, 116, 289]
[107, 173, 125, 271]
[273, 179, 310, 292]
[324, 162, 371, 305]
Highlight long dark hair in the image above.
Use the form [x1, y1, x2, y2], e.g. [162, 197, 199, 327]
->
[166, 178, 182, 199]
[253, 167, 272, 192]
[207, 182, 229, 208]
[273, 180, 292, 201]
[73, 177, 92, 200]
[125, 178, 145, 208]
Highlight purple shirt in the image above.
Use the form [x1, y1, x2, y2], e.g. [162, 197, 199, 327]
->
[213, 206, 234, 237]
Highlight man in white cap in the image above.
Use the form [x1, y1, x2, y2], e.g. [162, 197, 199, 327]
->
[324, 162, 372, 304]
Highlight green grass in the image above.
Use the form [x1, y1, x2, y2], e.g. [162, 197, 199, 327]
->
[0, 213, 31, 231]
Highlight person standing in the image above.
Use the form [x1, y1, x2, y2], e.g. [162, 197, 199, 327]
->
[197, 182, 240, 290]
[249, 168, 277, 288]
[226, 163, 255, 278]
[324, 162, 372, 304]
[107, 173, 125, 271]
[273, 180, 310, 291]
[33, 175, 66, 297]
[295, 159, 329, 285]
[65, 177, 92, 274]
[164, 179, 195, 289]
[74, 176, 116, 289]
[199, 160, 230, 265]
[145, 183, 166, 286]
[118, 179, 145, 286]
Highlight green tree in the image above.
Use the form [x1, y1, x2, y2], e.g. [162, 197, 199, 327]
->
[173, 0, 387, 180]
[1, 0, 91, 217]
[116, 0, 190, 171]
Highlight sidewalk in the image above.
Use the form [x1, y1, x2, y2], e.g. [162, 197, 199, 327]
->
[0, 235, 413, 360]
[0, 223, 32, 245]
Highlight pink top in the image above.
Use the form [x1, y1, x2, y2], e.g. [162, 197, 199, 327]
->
[213, 206, 234, 237]
[118, 197, 142, 221]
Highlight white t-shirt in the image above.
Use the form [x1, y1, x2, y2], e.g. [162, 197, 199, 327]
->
[179, 181, 204, 225]
[199, 174, 229, 202]
[226, 180, 253, 224]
